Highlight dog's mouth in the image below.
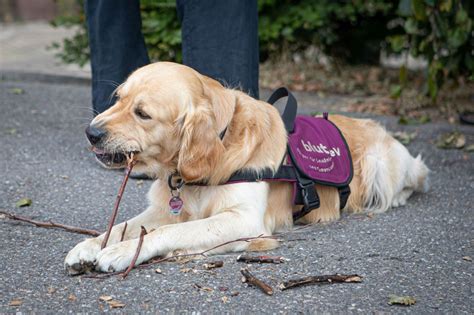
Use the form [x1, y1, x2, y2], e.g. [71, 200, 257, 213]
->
[90, 146, 138, 168]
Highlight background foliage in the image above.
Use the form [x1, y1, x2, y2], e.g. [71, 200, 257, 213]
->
[387, 0, 473, 100]
[51, 0, 473, 102]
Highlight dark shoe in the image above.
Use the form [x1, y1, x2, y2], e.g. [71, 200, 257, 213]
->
[459, 112, 474, 125]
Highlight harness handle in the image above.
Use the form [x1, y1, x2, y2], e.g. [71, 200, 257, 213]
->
[266, 87, 298, 133]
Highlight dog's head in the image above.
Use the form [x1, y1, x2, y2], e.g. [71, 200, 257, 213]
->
[86, 62, 235, 181]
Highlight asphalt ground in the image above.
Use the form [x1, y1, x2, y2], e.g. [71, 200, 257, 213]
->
[0, 78, 473, 313]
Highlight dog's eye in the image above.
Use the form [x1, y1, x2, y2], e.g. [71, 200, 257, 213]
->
[134, 108, 152, 120]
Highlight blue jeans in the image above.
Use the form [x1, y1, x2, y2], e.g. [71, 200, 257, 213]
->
[86, 0, 259, 114]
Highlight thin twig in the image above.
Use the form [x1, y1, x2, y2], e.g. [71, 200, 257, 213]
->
[119, 222, 128, 242]
[0, 210, 101, 236]
[101, 155, 137, 249]
[237, 255, 286, 264]
[241, 268, 274, 295]
[121, 226, 147, 279]
[279, 274, 362, 290]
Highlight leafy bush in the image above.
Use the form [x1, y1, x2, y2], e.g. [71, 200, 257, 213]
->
[387, 0, 473, 100]
[50, 0, 473, 102]
[51, 0, 394, 66]
[258, 0, 395, 64]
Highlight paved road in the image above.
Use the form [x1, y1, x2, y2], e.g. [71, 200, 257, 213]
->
[1, 78, 473, 313]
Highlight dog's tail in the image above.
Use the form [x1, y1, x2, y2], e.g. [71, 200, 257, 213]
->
[360, 142, 394, 213]
[360, 140, 430, 213]
[408, 154, 430, 193]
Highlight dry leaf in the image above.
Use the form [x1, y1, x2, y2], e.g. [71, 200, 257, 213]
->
[392, 131, 417, 145]
[68, 294, 77, 302]
[9, 299, 22, 307]
[10, 88, 24, 95]
[108, 300, 125, 308]
[99, 295, 113, 302]
[462, 256, 472, 262]
[15, 198, 32, 208]
[388, 295, 416, 306]
[436, 131, 466, 149]
[6, 128, 17, 135]
[47, 287, 56, 294]
[180, 268, 193, 273]
[221, 296, 229, 303]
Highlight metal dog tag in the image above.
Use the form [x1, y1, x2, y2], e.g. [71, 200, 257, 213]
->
[169, 196, 183, 215]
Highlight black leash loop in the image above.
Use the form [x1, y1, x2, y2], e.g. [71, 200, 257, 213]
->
[266, 87, 298, 133]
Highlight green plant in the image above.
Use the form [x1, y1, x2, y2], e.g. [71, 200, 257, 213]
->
[51, 0, 395, 66]
[388, 0, 473, 100]
[49, 0, 89, 67]
[258, 0, 395, 64]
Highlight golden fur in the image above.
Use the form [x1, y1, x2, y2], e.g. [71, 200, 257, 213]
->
[65, 62, 429, 274]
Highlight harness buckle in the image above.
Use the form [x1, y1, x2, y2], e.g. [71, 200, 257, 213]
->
[300, 180, 320, 210]
[293, 178, 320, 221]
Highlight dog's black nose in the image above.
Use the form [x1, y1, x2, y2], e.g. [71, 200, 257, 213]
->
[85, 125, 106, 145]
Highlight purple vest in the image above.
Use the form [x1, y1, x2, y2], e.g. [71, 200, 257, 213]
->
[287, 115, 352, 187]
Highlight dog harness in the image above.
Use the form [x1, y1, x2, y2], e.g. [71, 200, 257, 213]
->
[169, 87, 353, 221]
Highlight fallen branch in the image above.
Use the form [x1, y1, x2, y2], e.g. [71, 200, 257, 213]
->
[121, 226, 147, 279]
[237, 255, 285, 264]
[241, 268, 273, 295]
[0, 210, 101, 236]
[101, 154, 137, 249]
[279, 274, 362, 290]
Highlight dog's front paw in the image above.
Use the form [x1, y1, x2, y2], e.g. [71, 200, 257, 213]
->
[64, 238, 102, 275]
[95, 239, 147, 273]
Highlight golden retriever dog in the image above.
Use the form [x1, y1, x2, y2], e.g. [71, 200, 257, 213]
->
[65, 62, 429, 275]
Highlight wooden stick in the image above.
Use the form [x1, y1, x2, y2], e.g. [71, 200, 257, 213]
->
[119, 222, 128, 242]
[101, 155, 137, 249]
[241, 268, 274, 295]
[237, 255, 285, 264]
[0, 210, 100, 236]
[203, 261, 224, 270]
[121, 226, 147, 279]
[279, 274, 362, 290]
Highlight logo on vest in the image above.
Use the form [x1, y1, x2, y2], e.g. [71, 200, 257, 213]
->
[301, 140, 341, 157]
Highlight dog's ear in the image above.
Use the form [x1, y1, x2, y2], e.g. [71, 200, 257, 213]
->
[177, 100, 224, 183]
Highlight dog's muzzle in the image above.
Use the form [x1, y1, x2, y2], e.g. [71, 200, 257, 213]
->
[85, 124, 130, 167]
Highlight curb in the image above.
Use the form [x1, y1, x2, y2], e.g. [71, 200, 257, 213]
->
[0, 71, 91, 86]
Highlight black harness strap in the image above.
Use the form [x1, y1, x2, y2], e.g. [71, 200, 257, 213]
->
[266, 88, 321, 221]
[267, 87, 298, 133]
[226, 165, 297, 183]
